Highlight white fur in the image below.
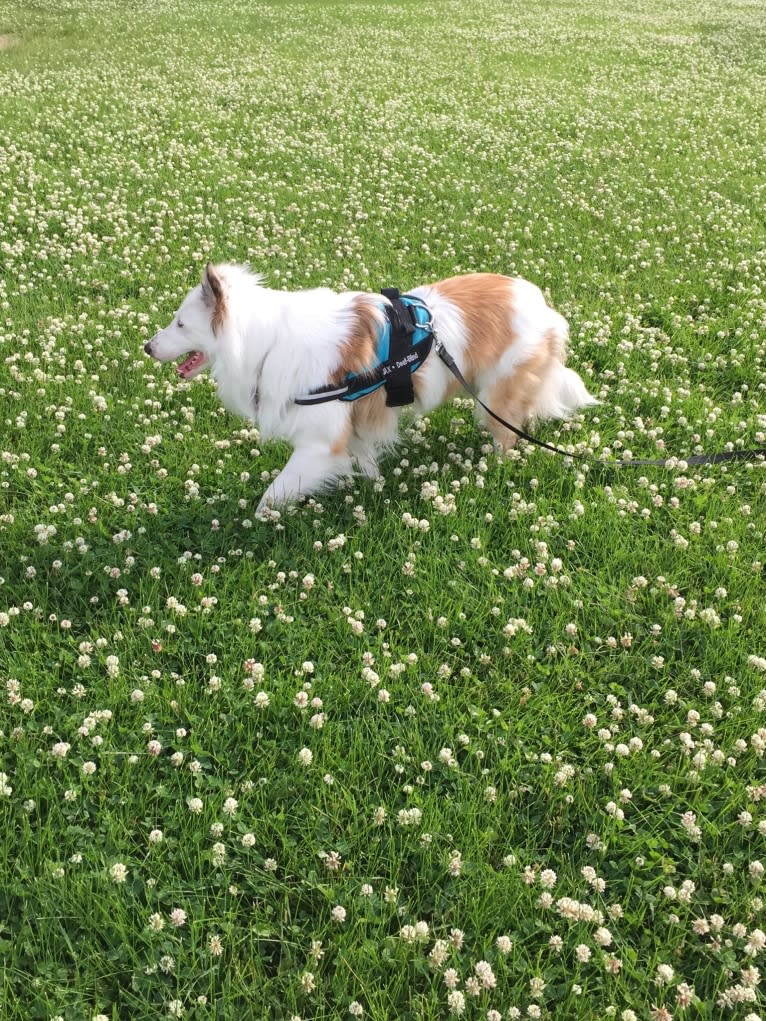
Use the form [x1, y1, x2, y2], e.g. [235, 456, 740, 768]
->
[145, 264, 597, 513]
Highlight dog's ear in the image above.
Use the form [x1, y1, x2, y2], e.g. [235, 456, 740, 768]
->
[201, 263, 228, 335]
[201, 262, 223, 307]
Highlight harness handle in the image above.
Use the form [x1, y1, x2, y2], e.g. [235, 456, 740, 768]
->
[381, 288, 417, 407]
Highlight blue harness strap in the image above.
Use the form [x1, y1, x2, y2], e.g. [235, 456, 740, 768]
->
[294, 290, 434, 406]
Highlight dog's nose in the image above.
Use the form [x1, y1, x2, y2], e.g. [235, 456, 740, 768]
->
[144, 341, 154, 355]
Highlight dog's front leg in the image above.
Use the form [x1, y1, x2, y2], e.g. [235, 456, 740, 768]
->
[256, 444, 353, 514]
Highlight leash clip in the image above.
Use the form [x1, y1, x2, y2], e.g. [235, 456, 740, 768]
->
[398, 294, 434, 335]
[416, 309, 435, 334]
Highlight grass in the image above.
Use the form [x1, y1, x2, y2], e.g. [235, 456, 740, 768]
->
[1, 0, 766, 1018]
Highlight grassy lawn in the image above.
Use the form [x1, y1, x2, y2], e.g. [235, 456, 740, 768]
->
[1, 1, 766, 1018]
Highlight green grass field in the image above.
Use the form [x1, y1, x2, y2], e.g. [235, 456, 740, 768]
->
[2, 1, 766, 1018]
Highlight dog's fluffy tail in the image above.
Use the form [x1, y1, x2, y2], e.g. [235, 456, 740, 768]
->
[532, 313, 599, 421]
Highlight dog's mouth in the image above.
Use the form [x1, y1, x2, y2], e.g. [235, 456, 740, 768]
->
[176, 351, 209, 379]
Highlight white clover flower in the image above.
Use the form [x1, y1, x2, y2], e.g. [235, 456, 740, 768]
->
[446, 990, 465, 1015]
[447, 850, 462, 876]
[474, 960, 496, 989]
[745, 928, 766, 955]
[676, 982, 695, 1007]
[539, 868, 557, 889]
[110, 862, 128, 884]
[529, 976, 546, 998]
[655, 963, 675, 985]
[397, 807, 422, 827]
[443, 968, 460, 989]
[594, 926, 613, 947]
[428, 939, 450, 969]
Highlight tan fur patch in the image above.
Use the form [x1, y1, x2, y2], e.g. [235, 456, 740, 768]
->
[545, 323, 566, 363]
[431, 274, 518, 377]
[330, 420, 353, 457]
[330, 295, 381, 385]
[350, 387, 396, 439]
[484, 328, 557, 449]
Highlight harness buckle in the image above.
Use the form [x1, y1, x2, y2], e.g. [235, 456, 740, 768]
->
[400, 295, 434, 334]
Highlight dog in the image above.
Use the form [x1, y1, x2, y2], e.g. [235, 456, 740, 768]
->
[144, 263, 598, 513]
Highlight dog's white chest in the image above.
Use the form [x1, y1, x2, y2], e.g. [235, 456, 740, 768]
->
[213, 366, 258, 422]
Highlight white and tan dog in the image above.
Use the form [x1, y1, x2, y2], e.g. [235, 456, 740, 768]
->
[144, 264, 597, 512]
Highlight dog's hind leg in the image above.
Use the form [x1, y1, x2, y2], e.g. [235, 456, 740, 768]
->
[478, 347, 550, 451]
[479, 324, 596, 451]
[348, 436, 382, 480]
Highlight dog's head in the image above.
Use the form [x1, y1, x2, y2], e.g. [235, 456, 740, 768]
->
[144, 263, 228, 379]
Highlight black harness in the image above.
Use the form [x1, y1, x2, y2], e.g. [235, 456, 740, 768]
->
[294, 289, 433, 408]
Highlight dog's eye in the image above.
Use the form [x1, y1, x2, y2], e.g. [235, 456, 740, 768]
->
[177, 320, 184, 329]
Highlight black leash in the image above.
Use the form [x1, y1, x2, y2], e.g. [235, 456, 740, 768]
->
[434, 337, 766, 469]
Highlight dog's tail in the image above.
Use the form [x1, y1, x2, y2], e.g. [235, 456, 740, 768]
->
[531, 312, 599, 421]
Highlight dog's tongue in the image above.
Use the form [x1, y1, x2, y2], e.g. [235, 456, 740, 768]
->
[177, 351, 205, 378]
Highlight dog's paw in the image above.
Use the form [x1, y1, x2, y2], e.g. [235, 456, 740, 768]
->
[255, 495, 281, 521]
[354, 457, 381, 481]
